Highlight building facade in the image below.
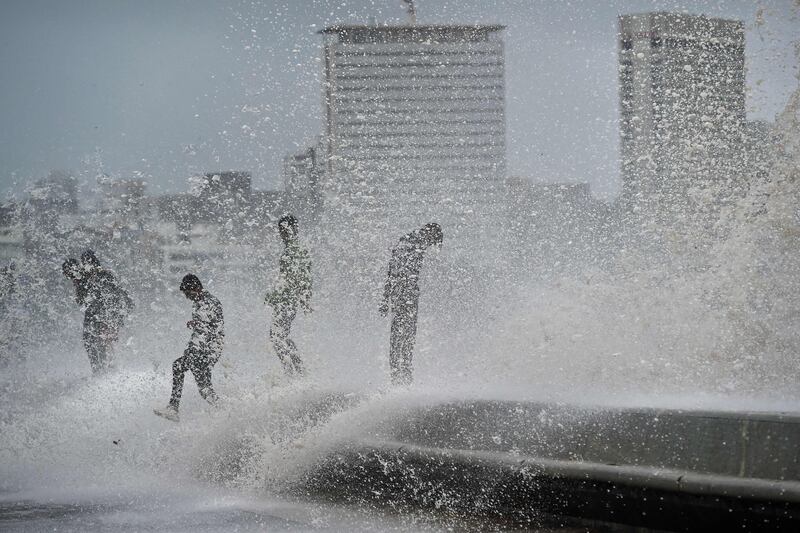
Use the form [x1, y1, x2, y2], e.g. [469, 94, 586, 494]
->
[320, 24, 507, 249]
[283, 142, 324, 226]
[618, 12, 746, 229]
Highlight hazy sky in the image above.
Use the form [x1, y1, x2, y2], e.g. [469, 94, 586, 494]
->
[1, 0, 797, 198]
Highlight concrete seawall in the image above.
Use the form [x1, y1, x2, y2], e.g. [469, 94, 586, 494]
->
[303, 401, 800, 531]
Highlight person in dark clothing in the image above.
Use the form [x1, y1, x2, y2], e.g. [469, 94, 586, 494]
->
[265, 214, 312, 376]
[80, 250, 133, 372]
[63, 251, 133, 373]
[380, 222, 443, 386]
[155, 274, 224, 422]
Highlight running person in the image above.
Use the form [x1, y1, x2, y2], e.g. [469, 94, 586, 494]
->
[155, 274, 224, 422]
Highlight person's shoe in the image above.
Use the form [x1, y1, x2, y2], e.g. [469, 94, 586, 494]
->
[153, 406, 179, 422]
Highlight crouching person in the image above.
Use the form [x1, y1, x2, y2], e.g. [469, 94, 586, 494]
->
[155, 274, 224, 422]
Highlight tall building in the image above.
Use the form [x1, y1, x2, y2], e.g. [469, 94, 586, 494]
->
[27, 170, 79, 215]
[99, 178, 147, 228]
[618, 13, 745, 227]
[320, 24, 507, 249]
[283, 142, 324, 225]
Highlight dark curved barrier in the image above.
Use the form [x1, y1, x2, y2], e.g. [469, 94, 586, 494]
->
[302, 401, 800, 531]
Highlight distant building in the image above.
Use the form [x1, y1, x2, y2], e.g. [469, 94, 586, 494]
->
[154, 176, 283, 279]
[283, 142, 324, 225]
[0, 203, 22, 263]
[192, 171, 251, 219]
[320, 24, 507, 248]
[99, 178, 147, 229]
[26, 170, 79, 215]
[248, 189, 285, 230]
[732, 119, 777, 218]
[618, 12, 746, 227]
[191, 171, 253, 239]
[503, 178, 612, 272]
[0, 202, 15, 228]
[156, 193, 196, 242]
[196, 171, 252, 198]
[741, 120, 775, 183]
[156, 171, 283, 244]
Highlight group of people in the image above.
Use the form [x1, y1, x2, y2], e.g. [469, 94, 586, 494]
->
[62, 214, 443, 423]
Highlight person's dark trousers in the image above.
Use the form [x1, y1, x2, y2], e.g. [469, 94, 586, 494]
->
[82, 328, 107, 373]
[270, 304, 304, 376]
[83, 312, 120, 374]
[389, 302, 418, 386]
[169, 348, 219, 410]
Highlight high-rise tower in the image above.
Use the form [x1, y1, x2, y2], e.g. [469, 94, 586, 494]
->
[618, 13, 745, 226]
[320, 24, 507, 247]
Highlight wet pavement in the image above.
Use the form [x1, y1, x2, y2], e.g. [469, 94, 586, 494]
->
[0, 491, 634, 532]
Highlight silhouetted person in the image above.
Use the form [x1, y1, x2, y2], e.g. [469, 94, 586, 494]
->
[155, 274, 224, 422]
[380, 222, 443, 386]
[63, 251, 132, 373]
[265, 214, 312, 376]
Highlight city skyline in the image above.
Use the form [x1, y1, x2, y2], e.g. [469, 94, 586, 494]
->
[0, 0, 797, 199]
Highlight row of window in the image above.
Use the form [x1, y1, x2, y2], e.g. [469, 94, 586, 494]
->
[621, 37, 744, 52]
[335, 94, 503, 104]
[335, 72, 503, 82]
[335, 84, 504, 94]
[338, 139, 504, 149]
[335, 61, 503, 71]
[337, 117, 504, 127]
[336, 107, 503, 116]
[336, 162, 502, 173]
[337, 129, 504, 139]
[338, 151, 504, 162]
[334, 48, 501, 58]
